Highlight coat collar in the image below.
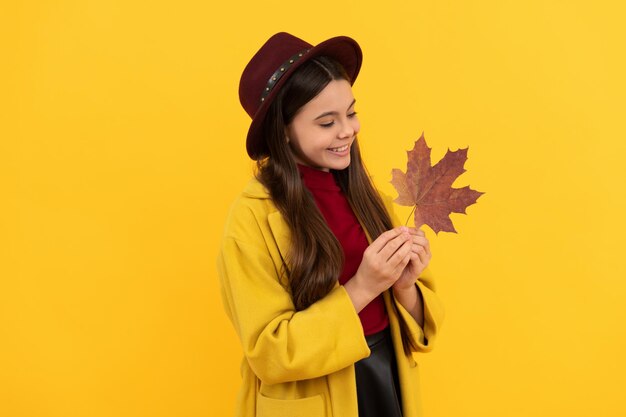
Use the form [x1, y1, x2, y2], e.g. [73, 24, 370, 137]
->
[242, 177, 271, 199]
[242, 178, 293, 271]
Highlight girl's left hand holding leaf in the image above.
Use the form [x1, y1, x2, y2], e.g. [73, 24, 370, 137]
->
[393, 227, 431, 291]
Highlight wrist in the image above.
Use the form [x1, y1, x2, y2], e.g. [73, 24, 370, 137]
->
[392, 282, 418, 299]
[344, 273, 376, 313]
[392, 282, 424, 328]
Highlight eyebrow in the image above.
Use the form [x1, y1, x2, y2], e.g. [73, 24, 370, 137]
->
[313, 99, 357, 120]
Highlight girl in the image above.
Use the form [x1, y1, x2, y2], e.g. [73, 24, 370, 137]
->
[217, 32, 444, 417]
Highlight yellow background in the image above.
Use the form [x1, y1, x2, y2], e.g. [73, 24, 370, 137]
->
[3, 1, 625, 416]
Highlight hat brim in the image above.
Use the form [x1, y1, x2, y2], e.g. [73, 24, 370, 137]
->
[246, 36, 363, 160]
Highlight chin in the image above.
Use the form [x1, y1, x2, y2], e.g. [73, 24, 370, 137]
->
[330, 157, 351, 171]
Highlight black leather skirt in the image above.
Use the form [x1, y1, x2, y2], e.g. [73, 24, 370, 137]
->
[354, 326, 403, 417]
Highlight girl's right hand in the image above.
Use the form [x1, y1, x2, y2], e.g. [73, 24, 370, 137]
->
[343, 226, 414, 312]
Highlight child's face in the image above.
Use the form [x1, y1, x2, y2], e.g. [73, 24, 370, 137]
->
[285, 79, 360, 172]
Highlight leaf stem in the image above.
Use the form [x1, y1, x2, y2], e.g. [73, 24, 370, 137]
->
[405, 205, 416, 226]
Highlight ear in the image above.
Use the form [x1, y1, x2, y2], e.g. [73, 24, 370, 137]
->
[284, 127, 290, 143]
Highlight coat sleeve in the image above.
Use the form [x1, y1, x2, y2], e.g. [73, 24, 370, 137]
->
[217, 235, 371, 385]
[379, 190, 445, 352]
[394, 267, 445, 352]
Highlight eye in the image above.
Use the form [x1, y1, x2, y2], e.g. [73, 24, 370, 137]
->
[348, 111, 358, 118]
[320, 121, 335, 128]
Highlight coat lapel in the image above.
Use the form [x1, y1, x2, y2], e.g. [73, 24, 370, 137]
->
[267, 211, 291, 264]
[243, 178, 293, 267]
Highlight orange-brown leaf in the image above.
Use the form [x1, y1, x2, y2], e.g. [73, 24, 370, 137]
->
[390, 133, 484, 234]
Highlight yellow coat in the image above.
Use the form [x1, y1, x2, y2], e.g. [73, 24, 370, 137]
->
[217, 177, 445, 417]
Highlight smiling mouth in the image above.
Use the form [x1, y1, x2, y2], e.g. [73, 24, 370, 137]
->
[328, 144, 349, 152]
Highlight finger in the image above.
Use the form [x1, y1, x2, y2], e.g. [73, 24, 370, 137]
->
[412, 244, 430, 264]
[409, 251, 427, 272]
[369, 227, 408, 254]
[412, 236, 430, 248]
[408, 253, 423, 272]
[387, 235, 414, 266]
[410, 235, 430, 253]
[419, 241, 431, 258]
[392, 252, 414, 277]
[379, 232, 412, 262]
[408, 228, 425, 237]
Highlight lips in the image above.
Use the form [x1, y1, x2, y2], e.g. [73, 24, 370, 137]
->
[328, 144, 349, 153]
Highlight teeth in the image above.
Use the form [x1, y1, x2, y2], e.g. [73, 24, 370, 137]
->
[329, 145, 349, 152]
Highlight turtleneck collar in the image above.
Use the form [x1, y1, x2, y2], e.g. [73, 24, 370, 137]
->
[297, 164, 340, 191]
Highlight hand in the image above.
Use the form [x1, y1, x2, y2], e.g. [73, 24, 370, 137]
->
[393, 228, 431, 292]
[352, 226, 414, 301]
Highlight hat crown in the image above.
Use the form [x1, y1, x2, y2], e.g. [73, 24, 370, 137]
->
[239, 32, 313, 119]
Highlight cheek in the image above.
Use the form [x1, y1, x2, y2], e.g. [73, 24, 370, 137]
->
[352, 119, 361, 135]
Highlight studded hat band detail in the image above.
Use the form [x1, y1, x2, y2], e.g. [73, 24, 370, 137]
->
[259, 48, 311, 103]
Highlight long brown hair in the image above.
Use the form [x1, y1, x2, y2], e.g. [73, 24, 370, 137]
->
[256, 56, 416, 354]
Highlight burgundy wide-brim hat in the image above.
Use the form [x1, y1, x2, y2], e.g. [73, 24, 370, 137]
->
[239, 32, 363, 160]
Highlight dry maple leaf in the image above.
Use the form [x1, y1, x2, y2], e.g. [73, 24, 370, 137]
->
[390, 133, 484, 234]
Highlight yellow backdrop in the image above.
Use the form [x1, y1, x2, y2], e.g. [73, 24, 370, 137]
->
[3, 1, 625, 416]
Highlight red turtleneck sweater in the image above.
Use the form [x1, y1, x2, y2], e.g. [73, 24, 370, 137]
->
[298, 164, 389, 336]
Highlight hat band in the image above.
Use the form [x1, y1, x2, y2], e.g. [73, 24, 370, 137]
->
[259, 48, 311, 103]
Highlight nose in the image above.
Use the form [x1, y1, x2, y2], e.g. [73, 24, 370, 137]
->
[338, 120, 355, 139]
